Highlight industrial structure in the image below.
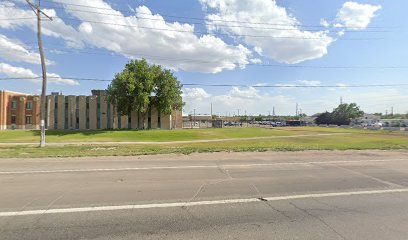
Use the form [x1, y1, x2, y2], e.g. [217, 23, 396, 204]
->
[0, 90, 181, 130]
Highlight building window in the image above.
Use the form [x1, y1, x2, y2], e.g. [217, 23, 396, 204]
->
[26, 101, 33, 110]
[11, 115, 16, 124]
[26, 116, 32, 124]
[11, 101, 17, 109]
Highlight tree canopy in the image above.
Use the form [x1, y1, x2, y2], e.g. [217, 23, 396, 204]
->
[315, 103, 364, 125]
[106, 59, 183, 129]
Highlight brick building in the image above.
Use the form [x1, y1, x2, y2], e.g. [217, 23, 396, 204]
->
[0, 90, 181, 130]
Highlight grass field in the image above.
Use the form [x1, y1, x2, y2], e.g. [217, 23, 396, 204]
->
[0, 127, 396, 143]
[0, 127, 407, 158]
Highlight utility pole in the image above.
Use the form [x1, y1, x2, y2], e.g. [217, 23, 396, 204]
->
[193, 109, 196, 128]
[340, 96, 343, 105]
[26, 0, 53, 147]
[210, 103, 213, 117]
[296, 103, 298, 118]
[237, 109, 240, 117]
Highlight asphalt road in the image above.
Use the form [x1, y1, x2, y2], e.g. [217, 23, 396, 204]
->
[1, 150, 408, 239]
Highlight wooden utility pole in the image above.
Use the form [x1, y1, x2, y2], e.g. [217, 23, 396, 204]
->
[26, 0, 53, 147]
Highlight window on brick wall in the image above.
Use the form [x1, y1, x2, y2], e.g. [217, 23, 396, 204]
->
[11, 115, 16, 124]
[11, 101, 17, 109]
[26, 116, 32, 124]
[26, 101, 32, 110]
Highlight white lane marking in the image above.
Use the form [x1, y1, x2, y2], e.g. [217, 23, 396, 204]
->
[0, 158, 406, 175]
[0, 188, 407, 217]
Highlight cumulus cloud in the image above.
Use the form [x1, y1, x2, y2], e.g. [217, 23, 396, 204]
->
[0, 62, 38, 78]
[0, 62, 79, 85]
[199, 0, 334, 64]
[0, 1, 252, 73]
[250, 58, 262, 64]
[183, 86, 295, 115]
[0, 2, 84, 48]
[229, 87, 260, 99]
[182, 88, 211, 100]
[297, 80, 321, 86]
[336, 1, 382, 30]
[0, 34, 54, 65]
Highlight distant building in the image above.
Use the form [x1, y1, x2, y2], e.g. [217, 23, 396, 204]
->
[0, 90, 181, 130]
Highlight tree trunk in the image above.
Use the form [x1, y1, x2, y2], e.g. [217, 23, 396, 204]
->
[112, 105, 117, 129]
[137, 111, 141, 130]
[142, 112, 147, 130]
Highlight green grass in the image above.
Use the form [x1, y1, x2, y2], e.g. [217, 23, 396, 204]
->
[0, 127, 407, 158]
[0, 126, 397, 143]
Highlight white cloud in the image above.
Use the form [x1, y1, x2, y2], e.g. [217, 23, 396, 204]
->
[0, 62, 38, 78]
[73, 2, 251, 73]
[46, 73, 79, 86]
[229, 87, 260, 99]
[336, 1, 382, 30]
[320, 19, 330, 27]
[0, 2, 84, 48]
[182, 88, 211, 100]
[199, 0, 334, 64]
[0, 1, 252, 74]
[0, 62, 79, 85]
[297, 80, 321, 86]
[184, 86, 295, 116]
[0, 34, 54, 65]
[250, 58, 262, 64]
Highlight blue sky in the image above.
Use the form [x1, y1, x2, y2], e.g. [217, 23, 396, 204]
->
[0, 0, 407, 115]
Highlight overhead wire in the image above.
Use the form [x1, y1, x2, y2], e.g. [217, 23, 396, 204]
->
[16, 41, 408, 69]
[38, 0, 396, 30]
[18, 4, 388, 33]
[1, 76, 408, 89]
[2, 0, 396, 32]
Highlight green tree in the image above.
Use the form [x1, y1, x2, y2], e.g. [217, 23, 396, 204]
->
[331, 103, 364, 125]
[315, 103, 364, 125]
[152, 66, 184, 128]
[107, 59, 183, 130]
[315, 111, 332, 125]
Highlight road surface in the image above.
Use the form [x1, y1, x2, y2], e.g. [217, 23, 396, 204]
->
[1, 150, 408, 239]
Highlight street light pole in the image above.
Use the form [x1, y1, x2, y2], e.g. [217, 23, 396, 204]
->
[25, 0, 52, 147]
[193, 109, 196, 128]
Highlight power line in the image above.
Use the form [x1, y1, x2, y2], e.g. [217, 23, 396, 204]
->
[1, 76, 408, 88]
[1, 13, 379, 40]
[9, 4, 387, 33]
[19, 43, 408, 69]
[7, 41, 408, 69]
[1, 0, 396, 32]
[0, 17, 37, 20]
[38, 0, 395, 30]
[0, 77, 40, 80]
[52, 16, 380, 40]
